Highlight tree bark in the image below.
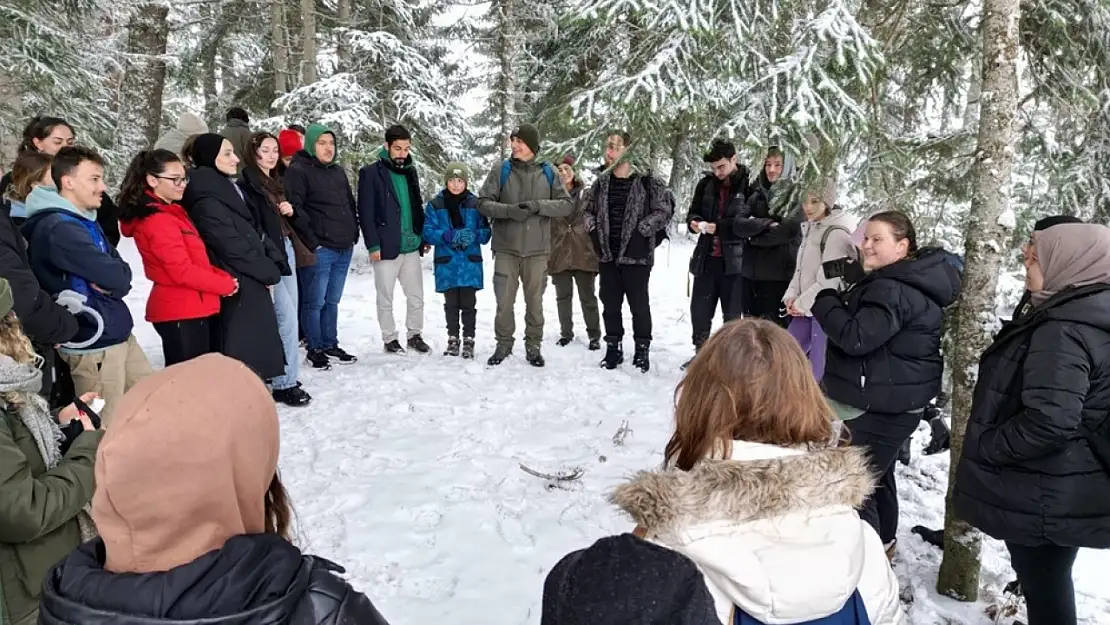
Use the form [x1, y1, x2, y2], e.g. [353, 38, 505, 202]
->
[272, 0, 288, 95]
[495, 0, 516, 159]
[117, 2, 170, 152]
[301, 0, 317, 85]
[937, 0, 1020, 602]
[336, 0, 351, 71]
[0, 70, 23, 167]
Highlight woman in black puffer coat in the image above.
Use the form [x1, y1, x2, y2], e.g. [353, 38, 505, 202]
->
[955, 223, 1110, 625]
[810, 211, 961, 556]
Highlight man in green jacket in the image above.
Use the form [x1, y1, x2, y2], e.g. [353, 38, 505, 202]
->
[478, 123, 574, 367]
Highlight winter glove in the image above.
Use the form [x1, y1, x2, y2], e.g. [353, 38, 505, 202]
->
[508, 206, 531, 222]
[453, 229, 476, 248]
[519, 202, 540, 216]
[821, 257, 866, 285]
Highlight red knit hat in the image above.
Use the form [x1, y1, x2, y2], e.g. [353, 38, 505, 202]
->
[277, 129, 303, 158]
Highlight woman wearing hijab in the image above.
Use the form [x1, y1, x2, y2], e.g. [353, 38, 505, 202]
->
[39, 354, 391, 625]
[955, 223, 1110, 625]
[181, 134, 285, 381]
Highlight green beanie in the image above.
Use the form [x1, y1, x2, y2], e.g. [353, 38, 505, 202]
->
[444, 162, 469, 185]
[0, 278, 12, 318]
[510, 123, 541, 155]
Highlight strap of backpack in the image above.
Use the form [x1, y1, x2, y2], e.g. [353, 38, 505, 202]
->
[500, 160, 557, 191]
[499, 160, 511, 188]
[819, 225, 851, 257]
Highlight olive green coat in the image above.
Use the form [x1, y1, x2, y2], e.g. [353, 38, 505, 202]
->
[548, 183, 599, 275]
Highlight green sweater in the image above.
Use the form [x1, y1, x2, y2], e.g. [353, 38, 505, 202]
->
[376, 148, 422, 255]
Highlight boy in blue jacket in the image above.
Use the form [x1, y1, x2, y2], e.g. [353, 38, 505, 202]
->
[422, 163, 491, 359]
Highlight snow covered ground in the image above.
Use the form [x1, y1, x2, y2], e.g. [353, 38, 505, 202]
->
[118, 237, 1108, 625]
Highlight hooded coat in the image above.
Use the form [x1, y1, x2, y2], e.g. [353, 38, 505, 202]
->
[811, 249, 962, 414]
[153, 112, 209, 157]
[735, 153, 802, 282]
[784, 208, 859, 316]
[548, 181, 599, 274]
[283, 124, 360, 250]
[220, 118, 252, 175]
[612, 442, 904, 625]
[38, 354, 390, 625]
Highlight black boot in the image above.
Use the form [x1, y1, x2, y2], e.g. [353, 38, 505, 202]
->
[898, 436, 912, 466]
[632, 340, 650, 373]
[461, 337, 475, 360]
[526, 347, 545, 367]
[557, 336, 573, 347]
[681, 337, 706, 371]
[588, 338, 601, 351]
[911, 525, 945, 549]
[487, 344, 512, 366]
[600, 339, 623, 370]
[444, 336, 460, 357]
[923, 412, 951, 456]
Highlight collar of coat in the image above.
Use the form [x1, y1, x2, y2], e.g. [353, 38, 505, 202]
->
[611, 444, 874, 541]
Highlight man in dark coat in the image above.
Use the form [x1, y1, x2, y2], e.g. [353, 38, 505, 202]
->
[683, 139, 750, 368]
[220, 107, 252, 175]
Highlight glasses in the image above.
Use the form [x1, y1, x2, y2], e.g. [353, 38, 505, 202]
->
[155, 175, 189, 187]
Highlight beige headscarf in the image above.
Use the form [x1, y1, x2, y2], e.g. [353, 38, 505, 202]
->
[1030, 223, 1110, 306]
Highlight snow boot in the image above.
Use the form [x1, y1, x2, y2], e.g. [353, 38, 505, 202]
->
[306, 349, 332, 370]
[557, 336, 573, 347]
[923, 411, 952, 456]
[444, 336, 460, 357]
[273, 385, 312, 407]
[588, 338, 601, 351]
[487, 344, 512, 366]
[632, 340, 650, 373]
[526, 347, 545, 367]
[911, 525, 944, 549]
[407, 334, 432, 354]
[461, 337, 475, 359]
[384, 340, 406, 354]
[600, 339, 623, 370]
[897, 436, 912, 466]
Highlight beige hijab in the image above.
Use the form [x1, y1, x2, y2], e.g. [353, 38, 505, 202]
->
[1031, 223, 1110, 306]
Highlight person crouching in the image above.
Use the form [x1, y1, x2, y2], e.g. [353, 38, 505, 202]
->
[421, 163, 491, 359]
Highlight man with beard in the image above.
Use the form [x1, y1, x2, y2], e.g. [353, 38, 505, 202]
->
[583, 131, 674, 373]
[358, 125, 431, 354]
[682, 139, 750, 369]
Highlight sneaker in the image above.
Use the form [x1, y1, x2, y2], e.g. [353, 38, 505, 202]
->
[588, 338, 601, 351]
[632, 340, 650, 373]
[526, 348, 545, 367]
[407, 334, 432, 354]
[600, 340, 623, 370]
[273, 385, 312, 407]
[557, 337, 573, 347]
[324, 346, 358, 364]
[384, 340, 406, 354]
[306, 349, 332, 370]
[461, 337, 475, 359]
[444, 336, 460, 357]
[487, 344, 512, 366]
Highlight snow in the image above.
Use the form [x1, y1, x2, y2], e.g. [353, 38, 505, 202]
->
[996, 207, 1016, 229]
[116, 237, 1110, 625]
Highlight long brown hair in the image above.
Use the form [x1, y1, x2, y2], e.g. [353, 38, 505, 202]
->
[5, 152, 52, 202]
[664, 319, 833, 471]
[265, 471, 295, 541]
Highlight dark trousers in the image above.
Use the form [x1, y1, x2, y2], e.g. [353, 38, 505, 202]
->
[599, 262, 652, 342]
[1006, 543, 1079, 625]
[50, 351, 75, 410]
[743, 279, 791, 327]
[444, 287, 478, 338]
[551, 270, 601, 341]
[691, 257, 743, 345]
[155, 317, 216, 367]
[846, 410, 922, 544]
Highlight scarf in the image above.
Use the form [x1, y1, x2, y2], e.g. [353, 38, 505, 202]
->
[443, 190, 466, 229]
[1030, 224, 1110, 306]
[0, 354, 98, 541]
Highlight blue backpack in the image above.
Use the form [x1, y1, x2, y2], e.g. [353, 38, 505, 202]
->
[734, 590, 871, 625]
[500, 159, 556, 189]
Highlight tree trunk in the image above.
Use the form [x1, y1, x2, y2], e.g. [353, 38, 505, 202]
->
[301, 0, 317, 85]
[936, 0, 1020, 601]
[496, 0, 516, 159]
[962, 56, 983, 132]
[336, 0, 351, 71]
[117, 2, 170, 152]
[0, 70, 23, 166]
[272, 0, 288, 95]
[668, 118, 691, 214]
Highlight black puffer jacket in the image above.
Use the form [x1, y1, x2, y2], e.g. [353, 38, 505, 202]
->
[733, 172, 802, 282]
[811, 248, 961, 414]
[39, 534, 391, 625]
[955, 284, 1110, 548]
[685, 169, 750, 276]
[283, 151, 359, 250]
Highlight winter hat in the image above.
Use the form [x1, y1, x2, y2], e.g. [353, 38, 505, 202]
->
[92, 353, 280, 574]
[277, 129, 303, 159]
[176, 112, 208, 136]
[510, 123, 541, 155]
[0, 278, 12, 318]
[819, 177, 837, 209]
[444, 162, 469, 185]
[189, 133, 227, 171]
[1033, 214, 1084, 232]
[561, 154, 576, 168]
[542, 534, 718, 625]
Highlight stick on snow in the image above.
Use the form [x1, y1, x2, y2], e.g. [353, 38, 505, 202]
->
[519, 464, 585, 482]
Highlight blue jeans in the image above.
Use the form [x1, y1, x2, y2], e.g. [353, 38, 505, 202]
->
[305, 246, 352, 351]
[272, 238, 300, 390]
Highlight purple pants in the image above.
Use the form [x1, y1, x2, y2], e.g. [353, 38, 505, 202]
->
[788, 316, 828, 382]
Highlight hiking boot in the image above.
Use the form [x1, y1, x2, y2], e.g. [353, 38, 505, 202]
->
[384, 340, 406, 354]
[526, 347, 545, 367]
[273, 385, 312, 407]
[632, 340, 650, 373]
[557, 336, 573, 347]
[911, 525, 944, 549]
[444, 336, 460, 357]
[600, 340, 623, 370]
[306, 349, 332, 370]
[487, 344, 512, 366]
[923, 412, 951, 456]
[461, 337, 475, 359]
[898, 436, 912, 466]
[407, 334, 432, 354]
[324, 346, 358, 364]
[588, 338, 601, 351]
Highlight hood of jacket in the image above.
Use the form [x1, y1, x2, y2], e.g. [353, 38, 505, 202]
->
[39, 534, 315, 625]
[868, 247, 961, 308]
[25, 185, 97, 222]
[303, 123, 337, 166]
[1030, 283, 1110, 334]
[177, 112, 208, 135]
[756, 150, 797, 190]
[612, 443, 883, 623]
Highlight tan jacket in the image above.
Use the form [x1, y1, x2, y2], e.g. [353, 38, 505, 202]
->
[548, 183, 598, 274]
[784, 208, 858, 315]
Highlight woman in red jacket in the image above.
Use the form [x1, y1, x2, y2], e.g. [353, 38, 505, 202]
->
[117, 149, 238, 366]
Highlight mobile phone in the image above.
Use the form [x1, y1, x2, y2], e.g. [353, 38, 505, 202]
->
[823, 258, 849, 280]
[72, 396, 103, 430]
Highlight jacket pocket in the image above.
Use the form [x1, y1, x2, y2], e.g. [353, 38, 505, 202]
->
[434, 255, 451, 265]
[467, 254, 482, 263]
[623, 230, 651, 259]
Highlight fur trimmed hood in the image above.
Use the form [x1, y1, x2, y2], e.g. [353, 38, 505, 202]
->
[611, 442, 904, 625]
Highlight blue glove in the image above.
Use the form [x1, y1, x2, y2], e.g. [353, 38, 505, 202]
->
[453, 229, 476, 248]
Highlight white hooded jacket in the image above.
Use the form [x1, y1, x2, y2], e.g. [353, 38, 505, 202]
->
[783, 208, 858, 316]
[612, 441, 905, 625]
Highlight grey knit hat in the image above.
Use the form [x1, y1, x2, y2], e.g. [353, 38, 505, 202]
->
[444, 162, 469, 185]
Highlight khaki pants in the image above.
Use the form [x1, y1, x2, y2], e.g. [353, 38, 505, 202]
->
[372, 251, 424, 343]
[492, 253, 548, 350]
[60, 334, 153, 427]
[550, 270, 601, 341]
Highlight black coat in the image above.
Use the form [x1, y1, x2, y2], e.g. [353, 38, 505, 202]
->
[685, 169, 749, 276]
[182, 167, 284, 380]
[237, 167, 317, 275]
[39, 534, 391, 625]
[0, 203, 78, 345]
[284, 151, 359, 250]
[811, 248, 961, 414]
[954, 284, 1110, 548]
[733, 175, 802, 282]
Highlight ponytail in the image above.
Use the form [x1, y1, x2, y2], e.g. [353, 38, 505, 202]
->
[117, 149, 182, 220]
[17, 116, 75, 154]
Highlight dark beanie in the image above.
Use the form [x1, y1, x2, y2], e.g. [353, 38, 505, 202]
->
[541, 534, 718, 625]
[561, 154, 576, 168]
[189, 133, 227, 172]
[511, 123, 541, 155]
[1034, 214, 1084, 231]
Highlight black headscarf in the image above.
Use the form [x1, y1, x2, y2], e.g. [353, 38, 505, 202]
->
[190, 133, 228, 173]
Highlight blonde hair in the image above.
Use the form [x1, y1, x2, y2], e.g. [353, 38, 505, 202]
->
[0, 313, 42, 408]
